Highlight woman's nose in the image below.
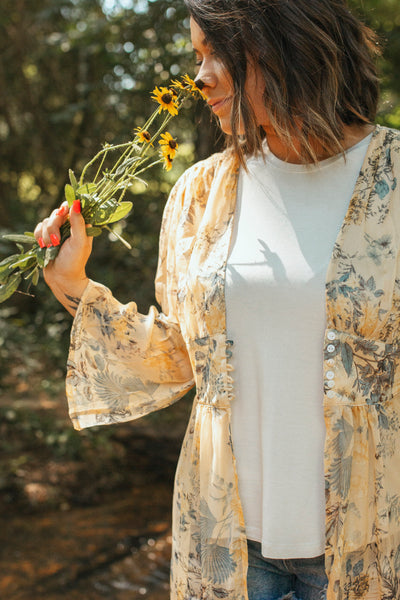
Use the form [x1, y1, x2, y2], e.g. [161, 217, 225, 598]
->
[194, 78, 205, 90]
[195, 61, 217, 90]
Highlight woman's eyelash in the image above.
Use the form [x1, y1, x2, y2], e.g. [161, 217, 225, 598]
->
[194, 51, 216, 67]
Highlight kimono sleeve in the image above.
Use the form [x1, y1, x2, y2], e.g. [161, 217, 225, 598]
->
[66, 177, 195, 431]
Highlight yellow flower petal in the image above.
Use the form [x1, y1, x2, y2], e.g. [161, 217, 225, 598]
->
[159, 132, 178, 159]
[181, 74, 207, 100]
[134, 127, 153, 144]
[160, 150, 174, 171]
[171, 78, 185, 90]
[151, 86, 179, 116]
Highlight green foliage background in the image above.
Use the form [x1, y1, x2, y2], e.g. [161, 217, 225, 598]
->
[0, 0, 399, 393]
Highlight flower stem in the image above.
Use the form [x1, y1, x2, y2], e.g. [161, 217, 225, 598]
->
[104, 225, 132, 249]
[133, 158, 163, 179]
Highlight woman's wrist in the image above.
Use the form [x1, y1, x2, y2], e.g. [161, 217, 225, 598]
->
[46, 274, 90, 316]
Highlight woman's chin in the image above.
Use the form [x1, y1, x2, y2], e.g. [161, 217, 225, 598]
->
[217, 117, 232, 136]
[217, 119, 247, 137]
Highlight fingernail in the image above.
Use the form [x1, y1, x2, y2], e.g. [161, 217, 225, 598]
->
[56, 205, 67, 216]
[50, 234, 60, 246]
[72, 200, 81, 213]
[38, 237, 45, 249]
[47, 243, 52, 248]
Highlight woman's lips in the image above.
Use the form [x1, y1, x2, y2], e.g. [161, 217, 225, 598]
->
[209, 97, 231, 113]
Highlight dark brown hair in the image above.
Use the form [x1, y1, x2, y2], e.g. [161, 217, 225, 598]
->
[184, 0, 381, 163]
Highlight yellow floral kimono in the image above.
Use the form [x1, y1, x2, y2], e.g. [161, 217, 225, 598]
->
[67, 125, 400, 600]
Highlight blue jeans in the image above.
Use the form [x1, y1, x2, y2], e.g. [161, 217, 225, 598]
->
[247, 540, 328, 600]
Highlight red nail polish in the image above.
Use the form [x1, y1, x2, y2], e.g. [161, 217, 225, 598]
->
[47, 243, 52, 248]
[50, 234, 60, 246]
[38, 237, 45, 249]
[56, 206, 67, 217]
[72, 200, 81, 213]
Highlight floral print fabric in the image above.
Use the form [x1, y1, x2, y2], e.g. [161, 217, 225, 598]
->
[324, 126, 400, 600]
[67, 125, 400, 600]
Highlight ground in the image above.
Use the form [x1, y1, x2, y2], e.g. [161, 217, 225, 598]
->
[0, 376, 192, 599]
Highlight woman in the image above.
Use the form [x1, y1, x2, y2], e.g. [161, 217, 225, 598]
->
[34, 1, 400, 599]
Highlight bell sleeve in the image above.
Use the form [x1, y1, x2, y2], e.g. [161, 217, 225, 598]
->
[66, 176, 195, 430]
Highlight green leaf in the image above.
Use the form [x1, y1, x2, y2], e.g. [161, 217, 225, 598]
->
[64, 183, 76, 207]
[0, 268, 15, 285]
[2, 233, 37, 245]
[32, 268, 39, 286]
[0, 252, 37, 284]
[106, 201, 133, 224]
[114, 156, 141, 175]
[36, 250, 45, 268]
[91, 212, 110, 226]
[112, 179, 137, 192]
[43, 245, 59, 267]
[0, 272, 22, 303]
[0, 254, 20, 271]
[86, 226, 103, 237]
[69, 169, 78, 191]
[77, 182, 97, 196]
[10, 255, 36, 271]
[91, 198, 119, 225]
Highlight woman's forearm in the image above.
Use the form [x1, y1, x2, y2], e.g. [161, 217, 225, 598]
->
[46, 274, 89, 317]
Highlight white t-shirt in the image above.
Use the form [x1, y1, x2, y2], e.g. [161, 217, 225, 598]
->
[226, 134, 372, 559]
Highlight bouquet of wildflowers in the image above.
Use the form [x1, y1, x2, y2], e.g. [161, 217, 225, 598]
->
[0, 76, 206, 303]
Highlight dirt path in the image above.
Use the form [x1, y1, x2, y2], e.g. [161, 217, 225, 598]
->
[0, 490, 173, 599]
[0, 391, 192, 599]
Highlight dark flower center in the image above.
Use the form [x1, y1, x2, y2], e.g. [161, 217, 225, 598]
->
[168, 139, 177, 149]
[161, 93, 173, 104]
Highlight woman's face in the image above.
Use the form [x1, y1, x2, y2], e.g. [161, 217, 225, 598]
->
[190, 18, 270, 135]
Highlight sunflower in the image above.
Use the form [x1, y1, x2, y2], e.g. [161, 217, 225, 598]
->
[151, 86, 179, 116]
[134, 127, 153, 145]
[171, 78, 185, 91]
[180, 74, 207, 100]
[161, 152, 174, 171]
[159, 132, 178, 159]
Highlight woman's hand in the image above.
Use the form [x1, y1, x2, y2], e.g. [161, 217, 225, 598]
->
[34, 200, 93, 315]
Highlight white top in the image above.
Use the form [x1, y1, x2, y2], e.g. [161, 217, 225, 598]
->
[226, 134, 372, 559]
